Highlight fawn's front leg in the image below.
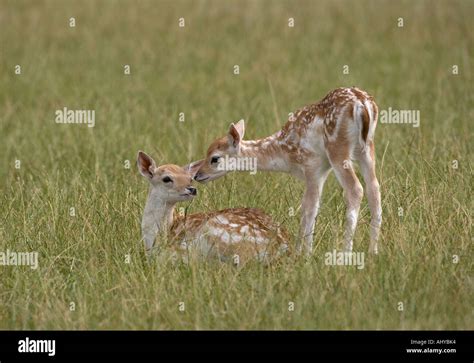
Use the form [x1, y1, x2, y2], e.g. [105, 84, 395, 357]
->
[298, 168, 331, 255]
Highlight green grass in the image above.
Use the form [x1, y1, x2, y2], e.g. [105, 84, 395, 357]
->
[0, 0, 472, 329]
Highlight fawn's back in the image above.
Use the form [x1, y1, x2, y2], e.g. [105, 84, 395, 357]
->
[169, 208, 289, 264]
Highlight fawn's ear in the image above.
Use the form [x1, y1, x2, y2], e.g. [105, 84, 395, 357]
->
[228, 119, 245, 147]
[183, 159, 204, 179]
[137, 151, 157, 179]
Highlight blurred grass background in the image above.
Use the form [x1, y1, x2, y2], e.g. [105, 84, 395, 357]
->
[0, 0, 472, 329]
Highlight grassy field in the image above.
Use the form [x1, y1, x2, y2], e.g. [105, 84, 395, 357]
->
[0, 0, 472, 330]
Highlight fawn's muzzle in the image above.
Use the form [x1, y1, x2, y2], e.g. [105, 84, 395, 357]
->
[194, 173, 209, 182]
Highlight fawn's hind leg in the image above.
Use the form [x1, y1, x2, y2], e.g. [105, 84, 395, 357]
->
[357, 142, 382, 254]
[328, 155, 364, 252]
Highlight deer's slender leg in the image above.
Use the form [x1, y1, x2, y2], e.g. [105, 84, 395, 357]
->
[357, 142, 381, 254]
[329, 159, 364, 252]
[298, 164, 331, 255]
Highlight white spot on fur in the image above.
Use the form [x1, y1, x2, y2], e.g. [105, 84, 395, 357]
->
[216, 215, 229, 225]
[209, 226, 231, 243]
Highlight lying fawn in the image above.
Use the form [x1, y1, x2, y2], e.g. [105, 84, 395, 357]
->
[195, 87, 381, 255]
[137, 151, 289, 264]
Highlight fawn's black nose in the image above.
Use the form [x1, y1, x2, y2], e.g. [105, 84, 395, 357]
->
[187, 187, 197, 196]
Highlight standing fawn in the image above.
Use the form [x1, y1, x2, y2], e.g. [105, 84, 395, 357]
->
[195, 87, 381, 255]
[137, 151, 289, 264]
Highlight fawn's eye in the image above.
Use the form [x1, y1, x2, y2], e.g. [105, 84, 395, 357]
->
[211, 156, 220, 164]
[162, 176, 173, 183]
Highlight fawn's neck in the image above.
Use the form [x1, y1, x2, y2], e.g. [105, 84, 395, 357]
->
[141, 187, 176, 251]
[240, 133, 290, 173]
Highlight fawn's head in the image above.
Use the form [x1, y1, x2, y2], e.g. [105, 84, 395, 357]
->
[195, 119, 245, 183]
[137, 151, 203, 202]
